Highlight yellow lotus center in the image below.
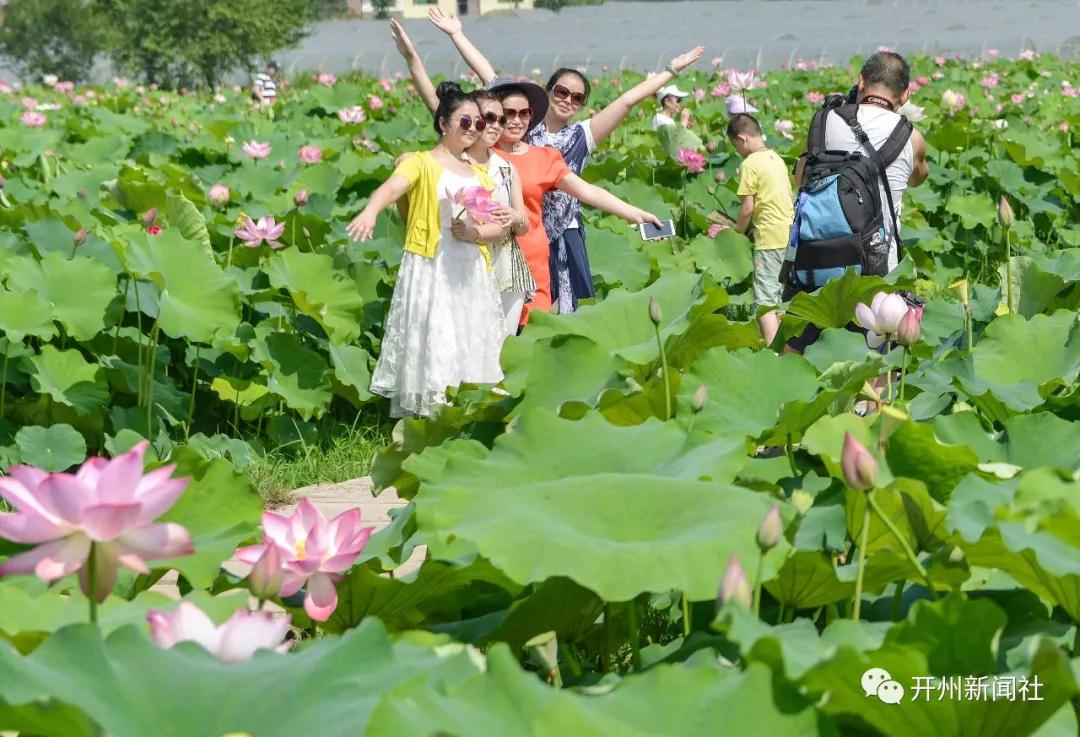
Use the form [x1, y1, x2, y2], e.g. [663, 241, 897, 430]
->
[294, 538, 307, 560]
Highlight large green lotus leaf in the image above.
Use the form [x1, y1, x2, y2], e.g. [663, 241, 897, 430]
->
[0, 287, 56, 340]
[765, 548, 924, 610]
[679, 347, 820, 438]
[662, 288, 763, 369]
[14, 425, 86, 472]
[512, 335, 631, 416]
[2, 253, 116, 341]
[253, 332, 332, 420]
[416, 409, 788, 602]
[883, 592, 1005, 675]
[586, 226, 652, 291]
[1000, 413, 1080, 472]
[324, 558, 520, 634]
[0, 619, 482, 737]
[369, 647, 827, 737]
[21, 219, 76, 258]
[165, 193, 212, 259]
[605, 177, 678, 220]
[782, 268, 888, 333]
[996, 256, 1070, 318]
[686, 229, 755, 287]
[327, 343, 374, 402]
[946, 193, 997, 230]
[483, 577, 604, 652]
[123, 230, 241, 343]
[956, 311, 1080, 412]
[150, 447, 262, 590]
[884, 421, 980, 503]
[265, 249, 366, 344]
[523, 271, 705, 365]
[25, 346, 108, 416]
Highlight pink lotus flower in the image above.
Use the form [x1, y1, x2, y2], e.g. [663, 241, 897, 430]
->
[293, 188, 309, 207]
[368, 94, 384, 110]
[316, 72, 337, 87]
[1018, 49, 1037, 61]
[725, 69, 756, 90]
[773, 119, 795, 140]
[337, 106, 366, 124]
[235, 216, 285, 249]
[0, 442, 193, 602]
[707, 223, 727, 238]
[726, 95, 758, 115]
[980, 75, 999, 89]
[934, 56, 947, 67]
[21, 96, 38, 109]
[693, 88, 706, 102]
[54, 81, 74, 93]
[916, 76, 929, 87]
[20, 111, 46, 127]
[677, 148, 705, 174]
[380, 77, 393, 92]
[233, 498, 372, 621]
[941, 89, 966, 114]
[1060, 122, 1070, 133]
[841, 433, 878, 491]
[113, 76, 129, 88]
[805, 91, 824, 104]
[242, 140, 271, 159]
[794, 58, 808, 71]
[987, 48, 1000, 59]
[147, 225, 163, 236]
[208, 184, 230, 207]
[855, 291, 908, 348]
[718, 555, 751, 608]
[450, 185, 501, 224]
[715, 170, 727, 183]
[299, 145, 323, 164]
[148, 603, 291, 663]
[711, 83, 731, 98]
[1010, 93, 1025, 105]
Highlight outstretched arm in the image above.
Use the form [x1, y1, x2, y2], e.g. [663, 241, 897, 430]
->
[347, 174, 410, 241]
[556, 174, 663, 226]
[428, 7, 497, 86]
[589, 45, 704, 144]
[391, 19, 438, 113]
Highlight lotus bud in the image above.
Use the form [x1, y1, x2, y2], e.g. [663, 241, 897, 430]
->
[247, 544, 283, 600]
[648, 297, 662, 326]
[141, 207, 158, 227]
[76, 186, 86, 198]
[756, 502, 783, 551]
[717, 555, 752, 609]
[841, 432, 878, 491]
[224, 136, 235, 146]
[208, 183, 230, 207]
[302, 227, 310, 238]
[949, 279, 970, 307]
[293, 188, 309, 207]
[73, 227, 87, 247]
[896, 307, 922, 346]
[997, 195, 1014, 229]
[691, 384, 708, 413]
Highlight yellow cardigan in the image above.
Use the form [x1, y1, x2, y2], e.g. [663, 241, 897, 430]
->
[395, 151, 494, 267]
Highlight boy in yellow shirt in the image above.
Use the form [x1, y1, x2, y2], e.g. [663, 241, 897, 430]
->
[726, 113, 795, 345]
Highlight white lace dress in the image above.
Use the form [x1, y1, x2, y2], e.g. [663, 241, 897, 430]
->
[370, 168, 505, 418]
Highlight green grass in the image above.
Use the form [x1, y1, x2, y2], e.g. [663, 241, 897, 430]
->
[245, 423, 389, 508]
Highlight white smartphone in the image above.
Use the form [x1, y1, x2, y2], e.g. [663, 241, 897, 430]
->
[639, 219, 676, 241]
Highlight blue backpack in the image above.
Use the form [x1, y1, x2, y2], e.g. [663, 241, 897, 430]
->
[780, 103, 912, 290]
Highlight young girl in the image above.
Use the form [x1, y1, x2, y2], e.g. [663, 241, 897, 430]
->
[391, 20, 533, 334]
[429, 8, 703, 313]
[347, 83, 509, 417]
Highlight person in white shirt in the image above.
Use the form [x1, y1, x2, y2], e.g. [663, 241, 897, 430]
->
[652, 84, 691, 130]
[252, 61, 280, 108]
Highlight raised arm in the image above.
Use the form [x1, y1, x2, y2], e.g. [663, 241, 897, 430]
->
[391, 19, 438, 114]
[347, 174, 410, 241]
[428, 8, 497, 86]
[589, 45, 704, 144]
[907, 128, 929, 187]
[556, 174, 662, 226]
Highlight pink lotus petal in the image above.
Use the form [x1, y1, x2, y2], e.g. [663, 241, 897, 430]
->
[132, 468, 189, 523]
[7, 465, 48, 490]
[0, 507, 66, 543]
[75, 456, 108, 489]
[278, 573, 307, 598]
[116, 522, 194, 561]
[80, 503, 142, 541]
[304, 572, 338, 621]
[0, 535, 87, 580]
[149, 602, 219, 651]
[854, 302, 877, 332]
[38, 474, 92, 526]
[866, 331, 887, 349]
[217, 609, 292, 663]
[260, 511, 293, 545]
[234, 542, 268, 567]
[876, 294, 908, 334]
[92, 442, 147, 504]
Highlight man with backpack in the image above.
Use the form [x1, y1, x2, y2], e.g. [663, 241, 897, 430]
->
[784, 51, 930, 350]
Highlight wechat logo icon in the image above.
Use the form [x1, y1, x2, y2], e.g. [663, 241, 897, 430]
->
[862, 667, 905, 704]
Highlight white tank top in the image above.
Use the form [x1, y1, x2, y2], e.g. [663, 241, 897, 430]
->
[824, 105, 913, 270]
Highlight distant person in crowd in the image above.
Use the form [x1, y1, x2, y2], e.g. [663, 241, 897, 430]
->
[252, 61, 280, 108]
[391, 19, 534, 335]
[787, 50, 930, 352]
[346, 83, 510, 417]
[652, 84, 691, 130]
[726, 113, 794, 346]
[428, 7, 703, 314]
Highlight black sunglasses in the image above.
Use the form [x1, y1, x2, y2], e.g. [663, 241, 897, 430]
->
[503, 107, 532, 121]
[482, 111, 508, 127]
[456, 114, 487, 132]
[551, 83, 587, 107]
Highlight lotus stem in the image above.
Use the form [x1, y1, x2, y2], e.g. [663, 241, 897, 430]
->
[0, 341, 8, 421]
[1003, 227, 1013, 313]
[753, 554, 765, 618]
[898, 348, 909, 405]
[892, 578, 906, 621]
[133, 276, 144, 406]
[777, 602, 786, 625]
[886, 366, 893, 405]
[964, 304, 973, 354]
[87, 543, 98, 624]
[867, 492, 934, 594]
[146, 321, 160, 444]
[681, 591, 691, 637]
[602, 603, 613, 672]
[852, 504, 871, 620]
[185, 344, 200, 441]
[786, 433, 798, 476]
[225, 235, 235, 270]
[653, 325, 671, 421]
[627, 598, 642, 672]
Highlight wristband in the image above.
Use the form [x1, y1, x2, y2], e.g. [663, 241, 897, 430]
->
[665, 64, 680, 78]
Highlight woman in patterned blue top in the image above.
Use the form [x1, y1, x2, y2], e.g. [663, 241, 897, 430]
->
[429, 8, 703, 313]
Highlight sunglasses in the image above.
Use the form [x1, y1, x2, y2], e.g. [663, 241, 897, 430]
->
[551, 83, 587, 107]
[482, 111, 508, 127]
[455, 114, 487, 132]
[503, 107, 532, 122]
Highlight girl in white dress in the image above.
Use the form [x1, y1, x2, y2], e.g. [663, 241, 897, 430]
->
[347, 84, 509, 417]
